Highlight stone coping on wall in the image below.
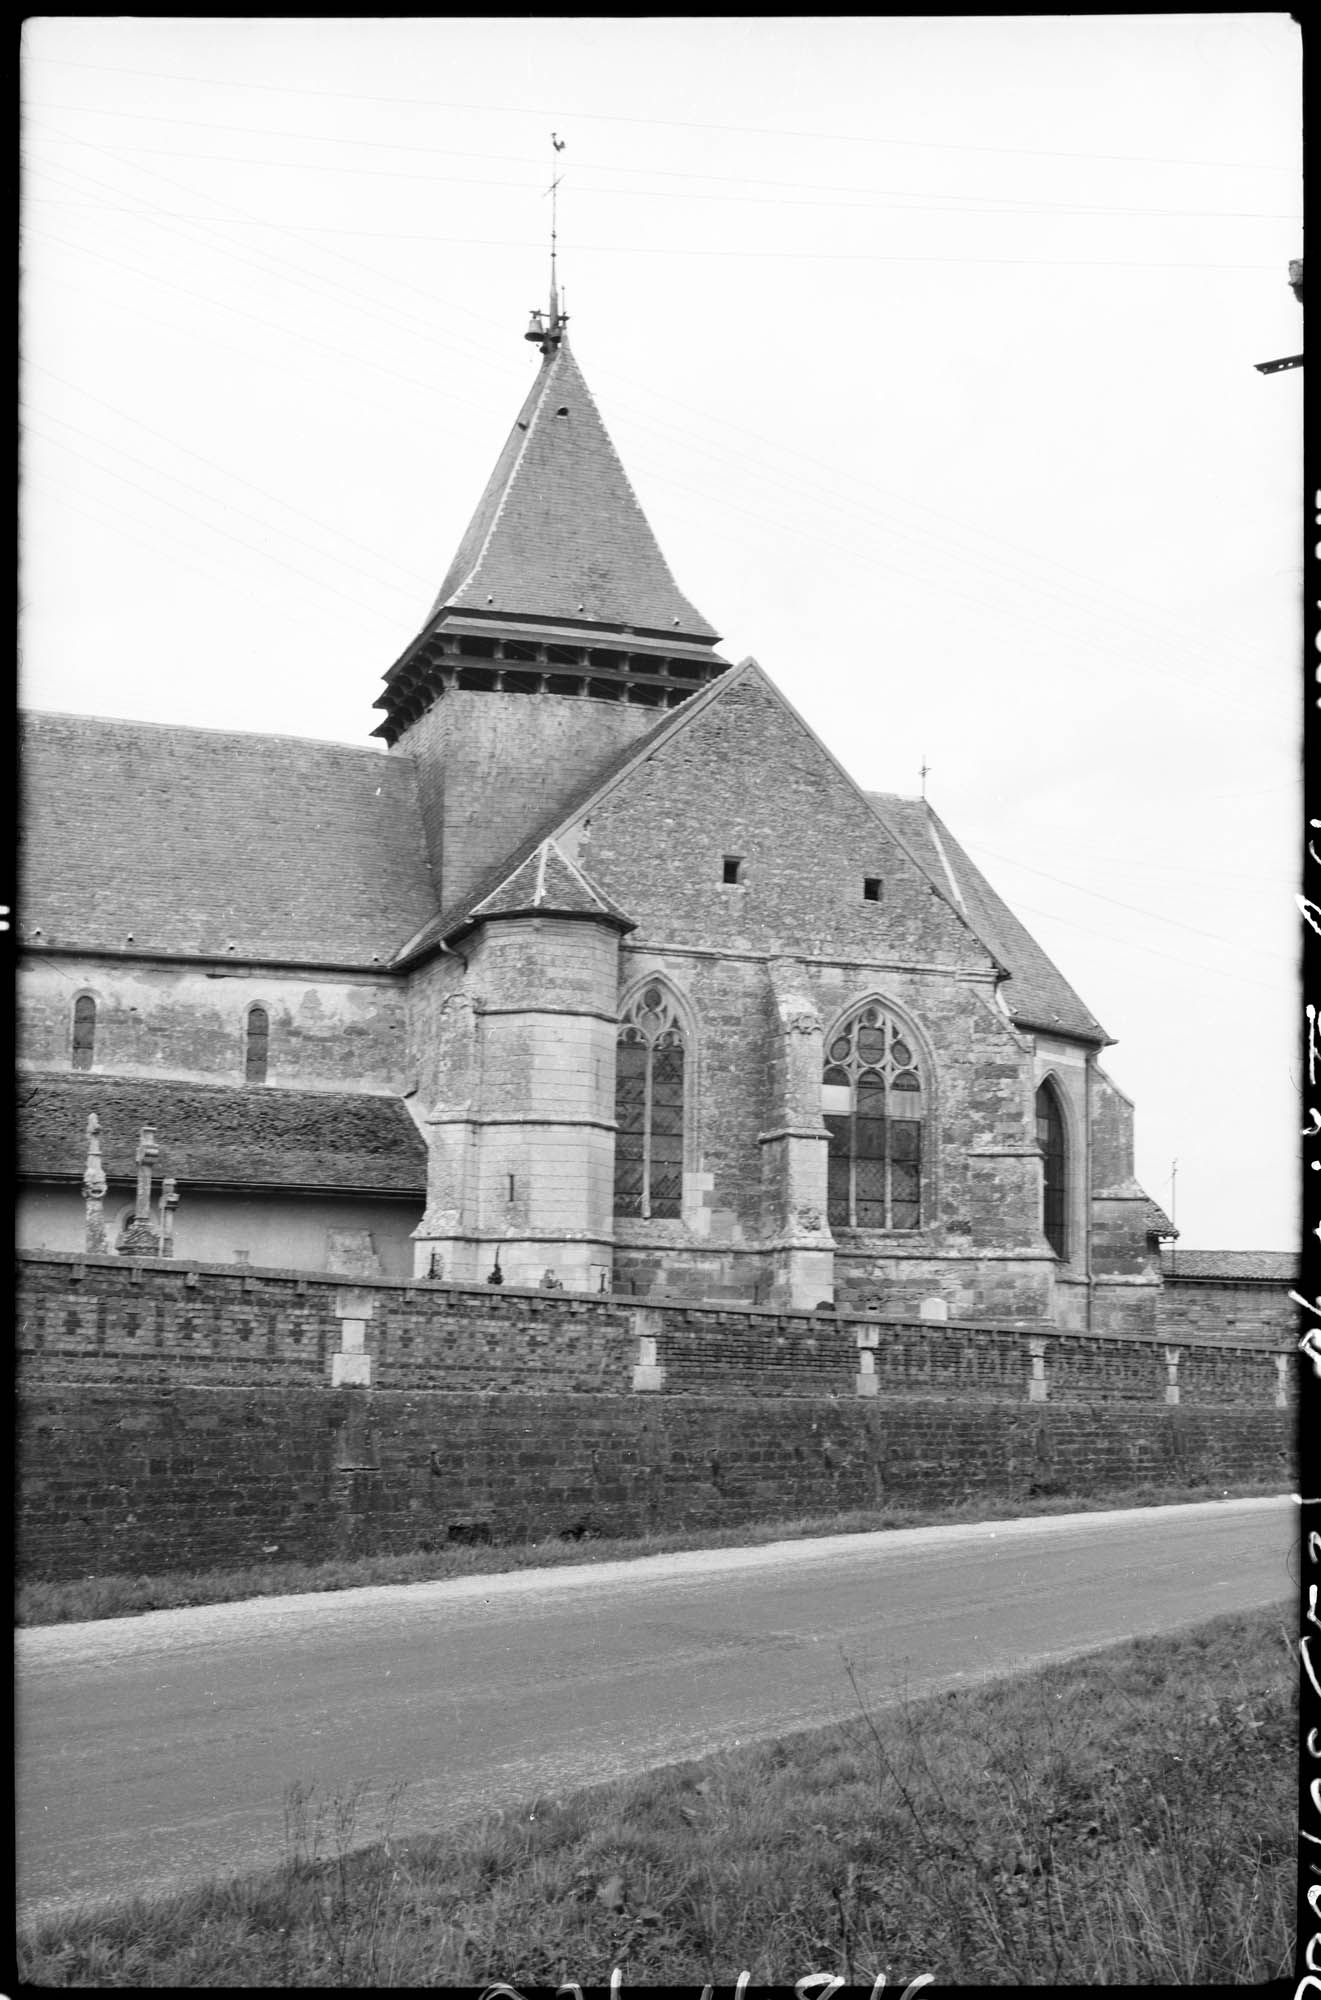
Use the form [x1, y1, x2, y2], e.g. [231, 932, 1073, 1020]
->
[16, 1250, 1290, 1356]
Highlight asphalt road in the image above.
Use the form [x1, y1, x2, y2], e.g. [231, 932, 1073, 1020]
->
[17, 1496, 1293, 1922]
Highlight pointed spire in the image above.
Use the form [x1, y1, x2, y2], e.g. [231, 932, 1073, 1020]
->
[424, 337, 718, 637]
[374, 236, 730, 744]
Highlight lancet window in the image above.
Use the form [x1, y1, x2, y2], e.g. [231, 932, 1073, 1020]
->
[614, 984, 686, 1220]
[244, 1004, 270, 1086]
[1036, 1081, 1067, 1258]
[822, 1003, 924, 1230]
[71, 995, 96, 1071]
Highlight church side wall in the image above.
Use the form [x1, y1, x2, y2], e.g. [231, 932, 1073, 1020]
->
[16, 1253, 1292, 1581]
[18, 958, 410, 1094]
[609, 945, 1057, 1318]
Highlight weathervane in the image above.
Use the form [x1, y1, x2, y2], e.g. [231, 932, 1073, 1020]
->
[524, 131, 569, 356]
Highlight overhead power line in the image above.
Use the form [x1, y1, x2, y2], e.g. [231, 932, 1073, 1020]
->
[25, 55, 1298, 173]
[23, 135, 1290, 713]
[23, 416, 401, 628]
[1008, 899, 1290, 995]
[961, 839, 1296, 959]
[24, 103, 1306, 217]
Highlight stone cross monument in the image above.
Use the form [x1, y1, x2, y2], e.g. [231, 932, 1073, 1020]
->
[82, 1112, 109, 1254]
[117, 1124, 162, 1256]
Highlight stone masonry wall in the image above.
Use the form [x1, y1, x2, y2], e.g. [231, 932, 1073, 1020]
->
[16, 1253, 1294, 1582]
[546, 673, 1091, 1318]
[396, 689, 654, 910]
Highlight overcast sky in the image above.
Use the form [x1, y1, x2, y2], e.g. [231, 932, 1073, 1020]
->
[20, 16, 1303, 1253]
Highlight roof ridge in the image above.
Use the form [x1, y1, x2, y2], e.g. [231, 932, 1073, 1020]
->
[21, 707, 391, 755]
[448, 352, 557, 610]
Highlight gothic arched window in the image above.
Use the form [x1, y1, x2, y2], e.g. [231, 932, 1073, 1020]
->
[614, 983, 685, 1220]
[1036, 1080, 1067, 1258]
[71, 994, 96, 1071]
[823, 1003, 924, 1230]
[244, 1004, 269, 1086]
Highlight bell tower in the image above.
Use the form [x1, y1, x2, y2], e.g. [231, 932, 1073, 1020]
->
[374, 299, 730, 913]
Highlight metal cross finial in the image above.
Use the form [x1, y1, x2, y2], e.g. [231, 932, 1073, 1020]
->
[545, 132, 565, 309]
[919, 756, 931, 801]
[526, 133, 569, 353]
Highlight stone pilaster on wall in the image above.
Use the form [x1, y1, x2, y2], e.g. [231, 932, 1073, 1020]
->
[1027, 1335, 1048, 1402]
[758, 960, 834, 1310]
[331, 1287, 374, 1386]
[632, 1337, 665, 1391]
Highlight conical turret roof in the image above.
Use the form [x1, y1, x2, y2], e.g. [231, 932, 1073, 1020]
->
[429, 333, 719, 640]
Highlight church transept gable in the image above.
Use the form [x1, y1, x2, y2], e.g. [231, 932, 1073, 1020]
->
[555, 663, 1003, 972]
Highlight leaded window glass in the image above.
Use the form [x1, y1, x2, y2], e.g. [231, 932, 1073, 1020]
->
[614, 984, 686, 1220]
[245, 1004, 270, 1086]
[1036, 1081, 1067, 1258]
[71, 995, 95, 1071]
[823, 1003, 924, 1230]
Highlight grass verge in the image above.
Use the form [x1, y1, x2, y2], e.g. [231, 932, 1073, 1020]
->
[17, 1476, 1287, 1627]
[17, 1602, 1295, 1987]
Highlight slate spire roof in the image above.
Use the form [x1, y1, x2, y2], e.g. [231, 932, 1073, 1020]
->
[427, 331, 719, 641]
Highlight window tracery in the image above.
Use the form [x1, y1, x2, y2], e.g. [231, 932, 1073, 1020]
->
[822, 1002, 924, 1230]
[614, 983, 685, 1220]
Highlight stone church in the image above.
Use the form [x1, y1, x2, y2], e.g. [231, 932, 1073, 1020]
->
[18, 296, 1172, 1329]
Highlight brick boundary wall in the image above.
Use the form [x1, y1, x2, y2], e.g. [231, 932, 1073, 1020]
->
[16, 1253, 1297, 1581]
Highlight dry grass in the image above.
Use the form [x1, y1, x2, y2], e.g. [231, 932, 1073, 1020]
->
[17, 1603, 1295, 1988]
[16, 1476, 1286, 1627]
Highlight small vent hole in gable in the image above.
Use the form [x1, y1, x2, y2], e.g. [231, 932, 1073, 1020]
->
[723, 855, 744, 885]
[555, 406, 570, 417]
[864, 877, 883, 902]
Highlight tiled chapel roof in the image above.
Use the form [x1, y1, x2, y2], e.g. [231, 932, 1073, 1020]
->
[427, 333, 720, 641]
[1160, 1247, 1299, 1282]
[19, 1072, 427, 1195]
[867, 794, 1109, 1045]
[20, 711, 438, 966]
